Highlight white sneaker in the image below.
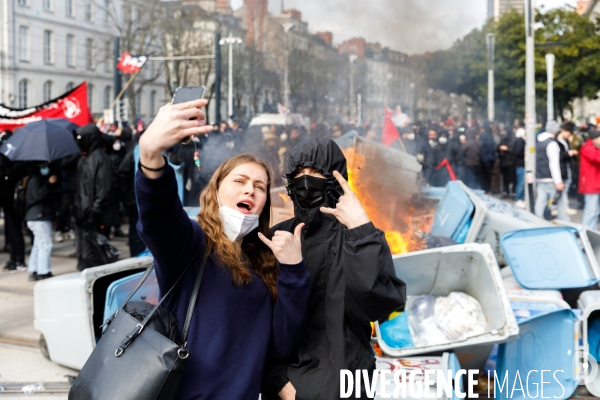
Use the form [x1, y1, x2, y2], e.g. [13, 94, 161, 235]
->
[515, 200, 527, 209]
[68, 230, 76, 240]
[54, 231, 64, 243]
[567, 208, 577, 216]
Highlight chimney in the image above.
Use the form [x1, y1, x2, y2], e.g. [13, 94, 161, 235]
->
[316, 31, 333, 46]
[282, 8, 302, 21]
[338, 37, 366, 59]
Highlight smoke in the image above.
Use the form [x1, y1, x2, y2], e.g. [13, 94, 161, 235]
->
[231, 0, 486, 54]
[229, 0, 576, 54]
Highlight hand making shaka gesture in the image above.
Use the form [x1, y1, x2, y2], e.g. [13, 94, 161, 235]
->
[320, 170, 370, 229]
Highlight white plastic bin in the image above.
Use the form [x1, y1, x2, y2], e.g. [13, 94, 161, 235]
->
[431, 181, 552, 265]
[374, 353, 463, 400]
[374, 243, 519, 370]
[33, 257, 152, 370]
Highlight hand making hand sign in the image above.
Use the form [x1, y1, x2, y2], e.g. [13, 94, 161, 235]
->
[258, 223, 305, 265]
[320, 170, 370, 229]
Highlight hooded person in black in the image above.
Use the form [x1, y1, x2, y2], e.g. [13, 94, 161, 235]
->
[262, 138, 406, 400]
[73, 124, 115, 270]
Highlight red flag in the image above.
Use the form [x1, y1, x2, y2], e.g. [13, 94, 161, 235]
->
[117, 52, 147, 74]
[381, 106, 401, 146]
[0, 83, 92, 131]
[136, 120, 144, 132]
[435, 159, 457, 181]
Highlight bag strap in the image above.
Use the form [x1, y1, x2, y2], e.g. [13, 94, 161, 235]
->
[182, 254, 208, 343]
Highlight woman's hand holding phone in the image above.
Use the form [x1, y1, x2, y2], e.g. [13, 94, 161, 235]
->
[139, 99, 212, 177]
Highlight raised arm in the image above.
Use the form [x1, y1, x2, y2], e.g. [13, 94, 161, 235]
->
[136, 99, 213, 291]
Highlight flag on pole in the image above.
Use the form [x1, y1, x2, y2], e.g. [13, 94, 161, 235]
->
[381, 106, 401, 146]
[116, 52, 148, 74]
[277, 103, 290, 115]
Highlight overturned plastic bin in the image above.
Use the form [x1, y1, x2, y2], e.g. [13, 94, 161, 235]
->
[33, 257, 153, 370]
[374, 353, 463, 400]
[430, 181, 552, 265]
[374, 243, 519, 370]
[493, 227, 600, 399]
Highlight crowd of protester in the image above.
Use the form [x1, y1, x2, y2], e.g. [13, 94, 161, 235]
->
[1, 114, 600, 280]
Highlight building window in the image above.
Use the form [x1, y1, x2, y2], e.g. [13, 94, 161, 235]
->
[66, 0, 74, 17]
[103, 86, 112, 109]
[18, 26, 29, 62]
[43, 81, 53, 102]
[43, 0, 52, 11]
[86, 39, 93, 70]
[88, 84, 93, 109]
[43, 31, 53, 64]
[18, 0, 27, 6]
[18, 80, 28, 108]
[66, 35, 75, 67]
[85, 0, 92, 21]
[150, 90, 156, 116]
[66, 82, 74, 92]
[104, 0, 110, 25]
[104, 40, 111, 72]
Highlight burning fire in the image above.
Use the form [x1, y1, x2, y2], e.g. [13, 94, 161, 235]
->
[343, 148, 433, 255]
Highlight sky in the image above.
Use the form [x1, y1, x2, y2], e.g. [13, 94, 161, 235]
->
[229, 0, 578, 54]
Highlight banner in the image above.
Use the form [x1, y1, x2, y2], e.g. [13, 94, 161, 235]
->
[0, 82, 92, 131]
[117, 52, 148, 74]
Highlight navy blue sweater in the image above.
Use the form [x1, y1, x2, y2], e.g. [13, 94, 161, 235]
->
[135, 166, 310, 400]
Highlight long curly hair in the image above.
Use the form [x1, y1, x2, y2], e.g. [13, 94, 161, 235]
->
[197, 154, 278, 298]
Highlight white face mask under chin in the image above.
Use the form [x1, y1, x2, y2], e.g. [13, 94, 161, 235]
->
[217, 194, 260, 241]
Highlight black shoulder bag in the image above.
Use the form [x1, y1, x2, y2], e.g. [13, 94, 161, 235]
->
[69, 249, 206, 400]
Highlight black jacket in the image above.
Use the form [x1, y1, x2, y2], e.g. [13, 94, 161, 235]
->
[73, 124, 115, 227]
[116, 151, 136, 209]
[514, 137, 526, 168]
[263, 138, 406, 400]
[25, 174, 56, 221]
[498, 134, 517, 168]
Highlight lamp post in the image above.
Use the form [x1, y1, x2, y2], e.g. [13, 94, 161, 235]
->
[282, 23, 295, 109]
[524, 0, 536, 212]
[486, 33, 495, 122]
[410, 82, 416, 120]
[348, 54, 358, 121]
[546, 53, 555, 121]
[219, 33, 243, 124]
[428, 88, 433, 120]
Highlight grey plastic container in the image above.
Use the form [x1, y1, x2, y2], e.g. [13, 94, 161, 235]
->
[455, 181, 553, 266]
[374, 243, 519, 370]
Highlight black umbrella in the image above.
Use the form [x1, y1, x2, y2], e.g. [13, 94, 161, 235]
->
[0, 118, 80, 161]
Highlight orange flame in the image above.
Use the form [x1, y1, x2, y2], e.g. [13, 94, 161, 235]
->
[343, 148, 433, 254]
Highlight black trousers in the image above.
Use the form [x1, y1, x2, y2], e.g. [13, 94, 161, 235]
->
[75, 227, 104, 271]
[4, 205, 25, 264]
[501, 165, 516, 195]
[481, 161, 495, 193]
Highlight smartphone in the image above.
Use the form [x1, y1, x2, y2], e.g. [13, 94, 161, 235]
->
[171, 86, 206, 105]
[172, 86, 206, 144]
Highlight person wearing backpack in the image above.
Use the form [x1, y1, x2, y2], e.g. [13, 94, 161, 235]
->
[24, 162, 58, 281]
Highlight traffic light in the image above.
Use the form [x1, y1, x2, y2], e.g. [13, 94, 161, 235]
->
[118, 98, 129, 123]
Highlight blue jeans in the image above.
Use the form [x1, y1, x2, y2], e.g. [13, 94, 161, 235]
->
[535, 181, 570, 221]
[583, 194, 600, 231]
[515, 166, 525, 201]
[26, 220, 53, 275]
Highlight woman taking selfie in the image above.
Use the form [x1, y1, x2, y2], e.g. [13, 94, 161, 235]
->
[136, 99, 310, 399]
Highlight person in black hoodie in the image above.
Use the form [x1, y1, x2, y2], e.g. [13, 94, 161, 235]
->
[425, 130, 461, 187]
[73, 124, 115, 270]
[262, 138, 406, 400]
[25, 162, 58, 281]
[498, 129, 517, 198]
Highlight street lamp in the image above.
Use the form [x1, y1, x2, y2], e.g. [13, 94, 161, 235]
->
[409, 82, 416, 120]
[546, 53, 555, 122]
[524, 0, 536, 212]
[349, 54, 358, 121]
[219, 33, 243, 124]
[486, 33, 495, 122]
[428, 88, 433, 120]
[282, 22, 295, 109]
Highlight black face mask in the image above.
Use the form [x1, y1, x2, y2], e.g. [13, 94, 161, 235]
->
[291, 174, 328, 209]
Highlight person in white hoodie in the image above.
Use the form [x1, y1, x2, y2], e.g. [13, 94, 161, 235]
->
[534, 120, 568, 220]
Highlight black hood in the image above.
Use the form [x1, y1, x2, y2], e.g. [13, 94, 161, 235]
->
[74, 124, 103, 155]
[285, 138, 347, 220]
